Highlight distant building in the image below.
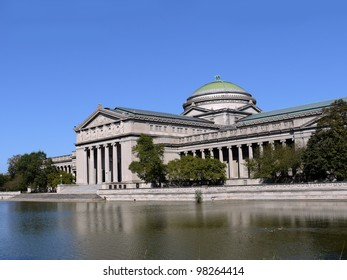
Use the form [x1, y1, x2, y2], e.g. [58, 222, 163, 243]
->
[52, 77, 347, 188]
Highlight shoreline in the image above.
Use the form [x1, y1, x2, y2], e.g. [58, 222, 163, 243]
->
[2, 182, 347, 202]
[2, 193, 104, 203]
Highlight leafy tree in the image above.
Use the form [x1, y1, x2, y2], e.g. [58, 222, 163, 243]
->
[246, 145, 304, 183]
[3, 174, 22, 191]
[129, 134, 167, 187]
[47, 170, 75, 188]
[7, 154, 22, 178]
[0, 174, 9, 191]
[303, 99, 347, 181]
[15, 151, 56, 191]
[167, 155, 226, 186]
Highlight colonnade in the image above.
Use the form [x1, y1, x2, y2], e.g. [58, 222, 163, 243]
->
[56, 165, 72, 174]
[83, 142, 122, 185]
[181, 139, 292, 179]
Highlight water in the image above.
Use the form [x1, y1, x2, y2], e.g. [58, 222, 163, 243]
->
[0, 200, 347, 260]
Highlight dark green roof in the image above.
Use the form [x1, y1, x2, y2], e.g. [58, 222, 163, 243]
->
[114, 107, 212, 123]
[192, 80, 247, 96]
[240, 97, 347, 123]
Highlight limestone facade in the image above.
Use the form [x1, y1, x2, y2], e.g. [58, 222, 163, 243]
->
[52, 78, 347, 188]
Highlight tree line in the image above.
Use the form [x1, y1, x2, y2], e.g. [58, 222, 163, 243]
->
[0, 151, 74, 192]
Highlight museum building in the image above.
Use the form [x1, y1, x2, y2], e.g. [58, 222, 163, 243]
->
[52, 77, 346, 189]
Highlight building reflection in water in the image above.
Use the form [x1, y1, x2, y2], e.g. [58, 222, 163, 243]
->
[2, 200, 347, 259]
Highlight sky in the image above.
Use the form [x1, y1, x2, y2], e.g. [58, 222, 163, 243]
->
[1, 0, 347, 173]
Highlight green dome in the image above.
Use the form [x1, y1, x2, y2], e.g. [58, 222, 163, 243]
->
[182, 77, 256, 113]
[192, 80, 247, 97]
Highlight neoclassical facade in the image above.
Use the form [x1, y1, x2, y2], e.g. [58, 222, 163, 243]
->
[52, 78, 346, 188]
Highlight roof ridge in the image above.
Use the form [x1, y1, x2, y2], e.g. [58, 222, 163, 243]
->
[115, 106, 212, 123]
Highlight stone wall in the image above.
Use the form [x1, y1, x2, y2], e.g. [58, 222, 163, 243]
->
[0, 191, 21, 200]
[97, 182, 347, 201]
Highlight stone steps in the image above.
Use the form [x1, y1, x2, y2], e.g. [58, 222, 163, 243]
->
[57, 184, 101, 194]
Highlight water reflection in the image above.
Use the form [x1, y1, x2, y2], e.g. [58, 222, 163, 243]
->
[0, 200, 346, 259]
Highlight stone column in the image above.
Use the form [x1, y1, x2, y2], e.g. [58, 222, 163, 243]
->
[237, 145, 244, 178]
[281, 139, 287, 147]
[201, 149, 205, 159]
[97, 145, 102, 184]
[247, 144, 254, 178]
[227, 146, 233, 179]
[104, 144, 110, 183]
[218, 147, 223, 162]
[248, 144, 253, 159]
[112, 143, 118, 183]
[89, 147, 96, 184]
[258, 142, 263, 155]
[193, 150, 196, 157]
[209, 148, 214, 159]
[269, 140, 275, 150]
[84, 148, 88, 184]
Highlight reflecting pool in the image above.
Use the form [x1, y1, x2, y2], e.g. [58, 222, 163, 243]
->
[0, 200, 346, 259]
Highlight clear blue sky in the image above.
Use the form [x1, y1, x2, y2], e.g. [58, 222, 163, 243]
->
[1, 0, 347, 173]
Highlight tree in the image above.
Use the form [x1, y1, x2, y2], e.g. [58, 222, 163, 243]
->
[129, 134, 166, 187]
[246, 144, 304, 183]
[7, 154, 21, 178]
[303, 99, 347, 181]
[47, 170, 75, 188]
[166, 155, 227, 186]
[3, 174, 22, 191]
[0, 174, 9, 191]
[15, 151, 57, 191]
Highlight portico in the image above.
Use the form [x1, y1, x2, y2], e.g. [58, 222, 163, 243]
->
[81, 142, 121, 185]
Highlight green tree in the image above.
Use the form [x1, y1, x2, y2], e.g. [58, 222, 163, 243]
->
[303, 99, 347, 181]
[3, 174, 22, 191]
[0, 174, 9, 191]
[47, 170, 75, 188]
[7, 154, 21, 178]
[15, 151, 56, 191]
[246, 145, 304, 183]
[167, 155, 226, 186]
[129, 134, 166, 187]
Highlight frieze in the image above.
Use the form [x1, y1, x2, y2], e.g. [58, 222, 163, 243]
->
[131, 115, 220, 129]
[85, 114, 118, 129]
[77, 122, 125, 143]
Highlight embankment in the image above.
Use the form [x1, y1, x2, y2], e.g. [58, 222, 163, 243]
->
[98, 182, 347, 201]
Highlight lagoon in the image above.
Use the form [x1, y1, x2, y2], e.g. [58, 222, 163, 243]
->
[0, 200, 346, 260]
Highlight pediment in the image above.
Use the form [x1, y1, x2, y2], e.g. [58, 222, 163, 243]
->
[299, 116, 321, 128]
[238, 104, 262, 114]
[183, 107, 211, 117]
[84, 113, 119, 129]
[75, 107, 125, 131]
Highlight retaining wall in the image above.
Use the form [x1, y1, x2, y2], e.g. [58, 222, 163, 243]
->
[0, 191, 21, 200]
[97, 182, 347, 201]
